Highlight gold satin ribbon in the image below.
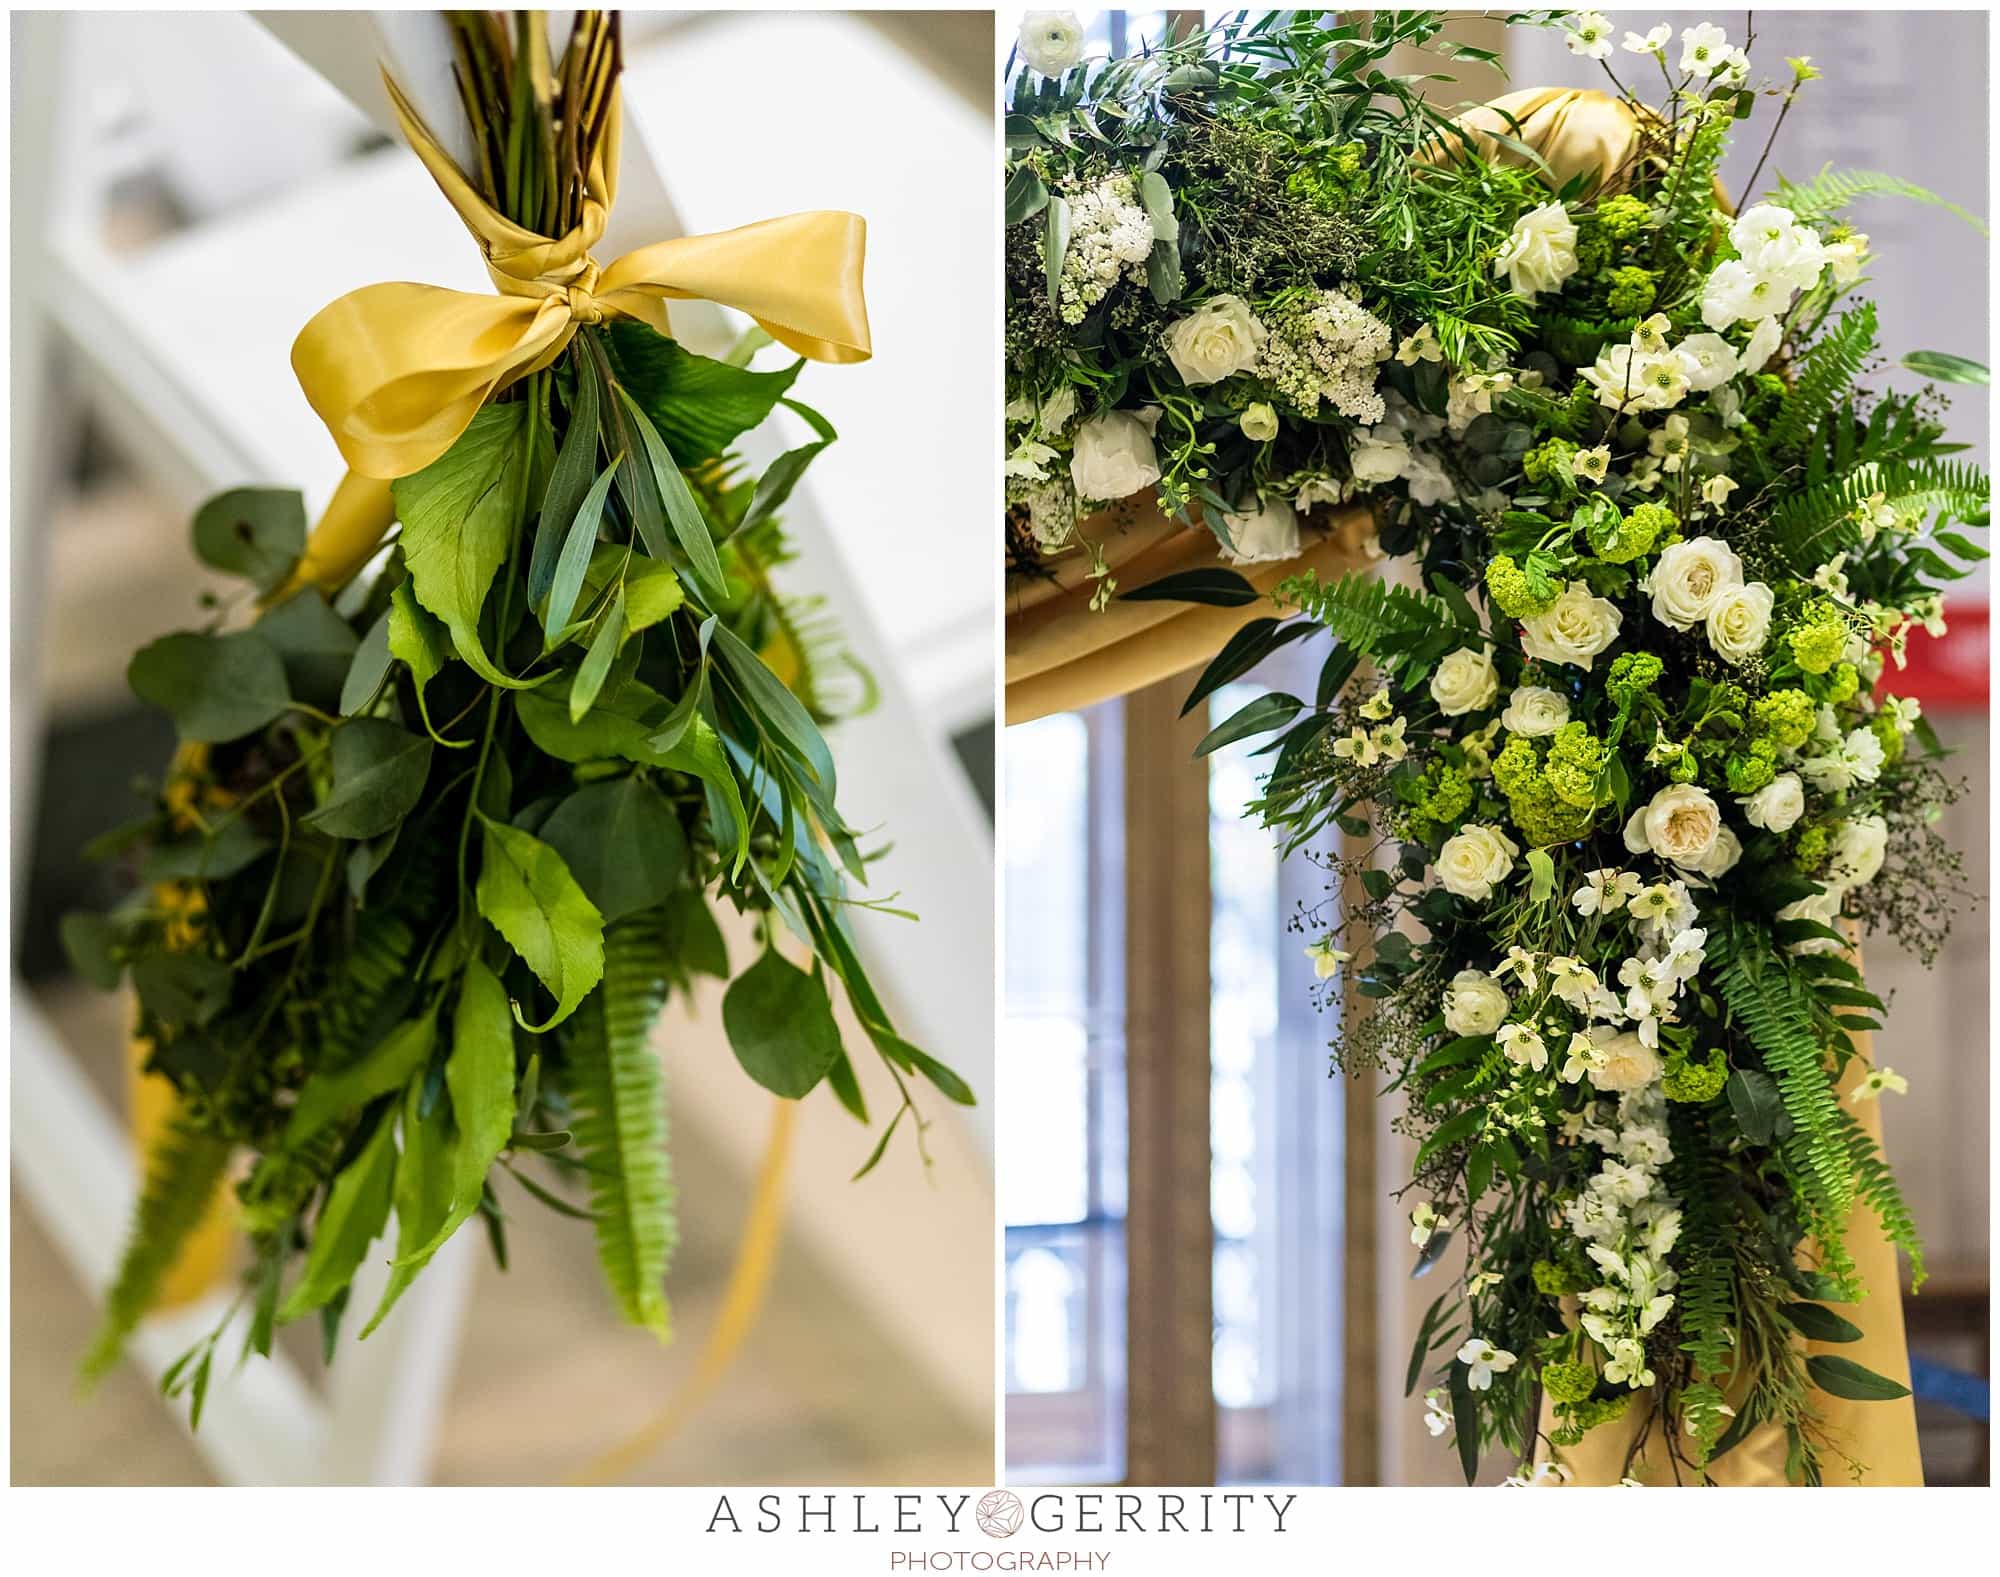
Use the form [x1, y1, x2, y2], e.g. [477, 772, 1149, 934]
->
[292, 76, 869, 486]
[1420, 86, 1645, 197]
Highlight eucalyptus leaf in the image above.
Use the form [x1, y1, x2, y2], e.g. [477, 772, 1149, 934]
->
[129, 631, 290, 743]
[721, 947, 843, 1099]
[543, 455, 624, 642]
[1806, 1353, 1911, 1402]
[536, 775, 686, 923]
[303, 719, 433, 840]
[284, 1012, 437, 1149]
[570, 584, 626, 723]
[359, 1077, 455, 1338]
[191, 487, 306, 590]
[255, 590, 359, 710]
[617, 388, 728, 605]
[340, 606, 394, 716]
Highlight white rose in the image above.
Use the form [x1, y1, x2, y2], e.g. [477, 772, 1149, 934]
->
[1730, 204, 1827, 294]
[1740, 314, 1783, 375]
[1623, 783, 1721, 868]
[1443, 969, 1510, 1036]
[1826, 814, 1889, 888]
[1700, 259, 1791, 331]
[1238, 401, 1279, 441]
[1430, 647, 1500, 717]
[1165, 294, 1267, 386]
[1494, 202, 1579, 300]
[1068, 408, 1162, 501]
[1348, 429, 1410, 486]
[1778, 888, 1846, 956]
[1588, 1027, 1662, 1093]
[1645, 536, 1745, 630]
[1675, 333, 1739, 392]
[1520, 581, 1623, 670]
[1739, 772, 1804, 833]
[1402, 450, 1455, 506]
[1694, 823, 1743, 879]
[1705, 581, 1774, 665]
[1018, 11, 1084, 76]
[1217, 495, 1300, 565]
[1501, 685, 1571, 737]
[1437, 824, 1520, 902]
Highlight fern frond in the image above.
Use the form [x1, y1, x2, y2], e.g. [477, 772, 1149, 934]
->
[1836, 1107, 1927, 1290]
[1765, 457, 1991, 569]
[81, 1103, 233, 1383]
[1774, 165, 1987, 235]
[1285, 570, 1456, 684]
[1669, 1111, 1738, 1465]
[1769, 302, 1877, 453]
[1716, 949, 1855, 1252]
[565, 911, 676, 1337]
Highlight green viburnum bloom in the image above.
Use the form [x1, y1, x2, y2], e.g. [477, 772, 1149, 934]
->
[1789, 606, 1849, 674]
[1485, 554, 1561, 619]
[1579, 494, 1666, 564]
[1406, 762, 1474, 842]
[1594, 193, 1651, 240]
[1522, 437, 1578, 490]
[1606, 651, 1664, 710]
[1551, 1393, 1632, 1446]
[1493, 733, 1597, 845]
[1870, 712, 1906, 766]
[1532, 1258, 1589, 1296]
[1822, 661, 1861, 704]
[1725, 737, 1778, 795]
[1605, 264, 1658, 318]
[1793, 822, 1832, 871]
[1541, 1359, 1601, 1404]
[1752, 688, 1816, 748]
[1544, 723, 1611, 809]
[1664, 1045, 1729, 1103]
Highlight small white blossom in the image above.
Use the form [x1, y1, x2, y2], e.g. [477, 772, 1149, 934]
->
[1456, 1338, 1518, 1392]
[1850, 1066, 1909, 1103]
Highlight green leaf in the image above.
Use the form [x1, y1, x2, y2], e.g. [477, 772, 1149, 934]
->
[359, 1077, 455, 1338]
[131, 952, 231, 1028]
[140, 816, 271, 883]
[709, 621, 837, 794]
[1044, 193, 1071, 311]
[278, 1112, 399, 1321]
[303, 719, 433, 840]
[570, 584, 626, 722]
[735, 399, 836, 537]
[660, 889, 729, 978]
[566, 911, 676, 1336]
[1726, 1066, 1784, 1146]
[1004, 164, 1049, 226]
[387, 578, 457, 742]
[1196, 693, 1301, 756]
[255, 590, 359, 710]
[1405, 1291, 1450, 1397]
[1779, 1301, 1865, 1344]
[603, 320, 802, 466]
[1901, 350, 1989, 385]
[475, 816, 606, 1031]
[340, 605, 394, 717]
[191, 487, 306, 590]
[1414, 1107, 1485, 1171]
[544, 455, 623, 642]
[128, 631, 290, 743]
[535, 775, 686, 923]
[61, 912, 122, 989]
[1121, 567, 1260, 607]
[529, 360, 602, 605]
[617, 388, 727, 605]
[283, 1012, 437, 1149]
[722, 947, 843, 1099]
[1806, 1353, 1911, 1402]
[391, 402, 533, 687]
[1525, 849, 1555, 903]
[1448, 1362, 1480, 1484]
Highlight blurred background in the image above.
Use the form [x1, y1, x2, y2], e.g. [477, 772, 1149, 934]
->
[11, 10, 995, 1485]
[1001, 10, 1989, 1487]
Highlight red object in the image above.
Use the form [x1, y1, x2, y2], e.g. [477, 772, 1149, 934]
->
[1883, 601, 1988, 710]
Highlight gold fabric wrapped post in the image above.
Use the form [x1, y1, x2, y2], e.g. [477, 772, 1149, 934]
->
[1419, 86, 1646, 196]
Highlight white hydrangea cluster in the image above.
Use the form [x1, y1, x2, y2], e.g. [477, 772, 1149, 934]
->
[1255, 287, 1392, 422]
[1564, 1084, 1683, 1390]
[1057, 175, 1154, 326]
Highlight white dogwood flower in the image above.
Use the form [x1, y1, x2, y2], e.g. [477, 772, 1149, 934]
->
[1456, 1338, 1518, 1391]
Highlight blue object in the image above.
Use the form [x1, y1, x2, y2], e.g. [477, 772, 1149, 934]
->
[1908, 1354, 1990, 1421]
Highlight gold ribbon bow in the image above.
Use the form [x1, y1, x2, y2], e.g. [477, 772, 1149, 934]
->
[282, 74, 871, 595]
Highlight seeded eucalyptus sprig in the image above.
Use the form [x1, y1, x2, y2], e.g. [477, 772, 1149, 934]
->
[69, 9, 969, 1412]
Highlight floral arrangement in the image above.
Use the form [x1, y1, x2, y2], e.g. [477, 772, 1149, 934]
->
[65, 11, 968, 1418]
[1006, 11, 1987, 1482]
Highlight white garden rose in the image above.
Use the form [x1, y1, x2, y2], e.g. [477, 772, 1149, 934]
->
[1443, 969, 1510, 1036]
[1068, 408, 1162, 501]
[1700, 259, 1788, 330]
[1348, 429, 1410, 485]
[1675, 332, 1739, 392]
[1644, 536, 1745, 630]
[1520, 581, 1623, 669]
[1430, 647, 1499, 717]
[1165, 294, 1267, 386]
[1730, 203, 1828, 293]
[1501, 685, 1571, 737]
[1437, 824, 1520, 902]
[1739, 772, 1804, 833]
[1217, 495, 1300, 565]
[1623, 783, 1721, 868]
[1825, 814, 1889, 888]
[1740, 314, 1783, 375]
[1018, 11, 1084, 76]
[1494, 202, 1579, 300]
[1588, 1027, 1663, 1092]
[1693, 823, 1743, 879]
[1704, 581, 1774, 665]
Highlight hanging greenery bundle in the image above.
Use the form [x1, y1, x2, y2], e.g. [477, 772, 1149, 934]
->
[65, 10, 970, 1418]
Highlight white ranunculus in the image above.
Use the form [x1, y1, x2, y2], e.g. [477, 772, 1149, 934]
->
[1739, 314, 1783, 375]
[1430, 647, 1500, 717]
[1494, 202, 1579, 301]
[1068, 408, 1162, 501]
[1348, 429, 1410, 486]
[1018, 11, 1084, 76]
[1217, 495, 1300, 565]
[1443, 969, 1511, 1036]
[1705, 581, 1774, 665]
[1730, 204, 1827, 294]
[1676, 333, 1739, 392]
[1739, 772, 1805, 833]
[1501, 685, 1570, 737]
[1645, 536, 1745, 630]
[1165, 294, 1267, 386]
[1437, 824, 1520, 902]
[1589, 1027, 1663, 1092]
[1625, 783, 1722, 868]
[1520, 581, 1623, 670]
[1238, 401, 1279, 441]
[1694, 823, 1742, 879]
[1826, 814, 1889, 888]
[1701, 258, 1789, 331]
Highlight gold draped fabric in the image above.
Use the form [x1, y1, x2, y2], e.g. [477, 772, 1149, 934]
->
[1005, 500, 1381, 725]
[1418, 86, 1645, 196]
